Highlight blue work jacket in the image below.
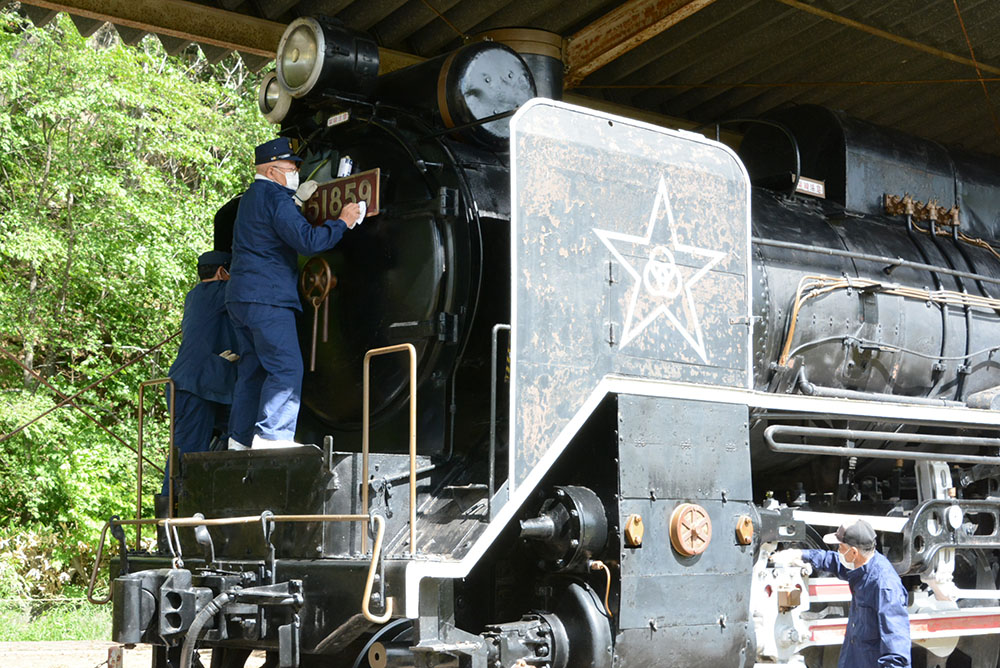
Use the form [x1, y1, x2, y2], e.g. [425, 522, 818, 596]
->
[802, 549, 911, 668]
[168, 281, 238, 404]
[227, 178, 347, 311]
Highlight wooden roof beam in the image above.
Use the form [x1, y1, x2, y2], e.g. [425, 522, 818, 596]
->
[564, 0, 718, 88]
[18, 0, 422, 72]
[20, 0, 285, 57]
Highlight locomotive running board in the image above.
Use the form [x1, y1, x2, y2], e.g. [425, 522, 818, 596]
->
[404, 375, 1000, 616]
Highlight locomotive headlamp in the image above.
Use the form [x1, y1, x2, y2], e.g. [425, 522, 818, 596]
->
[257, 71, 293, 124]
[276, 17, 379, 99]
[277, 18, 320, 95]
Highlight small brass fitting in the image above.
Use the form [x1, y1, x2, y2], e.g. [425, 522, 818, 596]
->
[624, 513, 645, 547]
[735, 515, 754, 545]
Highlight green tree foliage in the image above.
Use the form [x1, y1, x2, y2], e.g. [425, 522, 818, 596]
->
[0, 8, 272, 594]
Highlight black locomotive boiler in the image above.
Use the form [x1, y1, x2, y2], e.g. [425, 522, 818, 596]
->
[100, 16, 1000, 668]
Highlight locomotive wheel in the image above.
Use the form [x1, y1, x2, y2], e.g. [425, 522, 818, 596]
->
[911, 550, 1000, 668]
[350, 619, 413, 668]
[952, 550, 1000, 668]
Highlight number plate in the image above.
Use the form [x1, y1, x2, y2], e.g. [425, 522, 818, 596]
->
[303, 168, 380, 225]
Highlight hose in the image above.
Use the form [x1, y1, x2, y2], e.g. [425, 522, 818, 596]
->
[179, 591, 232, 668]
[589, 560, 613, 618]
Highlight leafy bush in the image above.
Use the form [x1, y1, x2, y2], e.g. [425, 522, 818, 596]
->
[0, 8, 272, 611]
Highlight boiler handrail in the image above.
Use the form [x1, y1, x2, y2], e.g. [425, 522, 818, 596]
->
[764, 424, 1000, 466]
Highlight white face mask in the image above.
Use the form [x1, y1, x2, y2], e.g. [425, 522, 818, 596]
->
[283, 170, 300, 191]
[839, 550, 856, 570]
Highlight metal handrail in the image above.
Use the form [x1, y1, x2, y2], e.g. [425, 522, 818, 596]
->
[764, 424, 1000, 465]
[362, 343, 417, 554]
[362, 514, 393, 623]
[137, 378, 175, 550]
[86, 513, 393, 622]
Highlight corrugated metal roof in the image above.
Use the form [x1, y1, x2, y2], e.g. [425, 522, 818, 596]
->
[13, 0, 1000, 155]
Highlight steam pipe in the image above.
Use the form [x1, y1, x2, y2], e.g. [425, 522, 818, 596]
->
[797, 370, 963, 407]
[764, 424, 1000, 466]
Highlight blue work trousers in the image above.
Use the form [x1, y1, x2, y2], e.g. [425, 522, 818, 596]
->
[163, 389, 228, 495]
[226, 301, 303, 445]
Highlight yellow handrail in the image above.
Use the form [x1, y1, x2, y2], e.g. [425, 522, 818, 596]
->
[137, 378, 175, 551]
[361, 344, 417, 555]
[362, 514, 394, 623]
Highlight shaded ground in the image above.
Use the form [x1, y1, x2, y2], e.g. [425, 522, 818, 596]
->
[0, 641, 267, 667]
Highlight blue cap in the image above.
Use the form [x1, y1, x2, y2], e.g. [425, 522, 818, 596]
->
[197, 251, 231, 268]
[254, 137, 302, 165]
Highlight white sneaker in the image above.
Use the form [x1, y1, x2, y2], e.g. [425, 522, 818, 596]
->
[228, 437, 248, 451]
[252, 435, 300, 449]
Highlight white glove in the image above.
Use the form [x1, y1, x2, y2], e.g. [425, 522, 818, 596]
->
[771, 549, 805, 568]
[293, 180, 319, 208]
[218, 350, 240, 363]
[340, 201, 361, 228]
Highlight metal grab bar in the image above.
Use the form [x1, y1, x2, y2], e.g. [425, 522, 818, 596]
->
[362, 344, 417, 554]
[764, 424, 1000, 465]
[362, 514, 393, 623]
[86, 521, 115, 605]
[137, 378, 175, 550]
[87, 513, 373, 606]
[489, 324, 510, 520]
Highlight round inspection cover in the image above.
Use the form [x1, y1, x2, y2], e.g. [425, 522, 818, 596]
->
[669, 503, 712, 556]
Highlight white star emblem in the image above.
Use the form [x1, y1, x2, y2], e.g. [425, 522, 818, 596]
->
[593, 176, 727, 362]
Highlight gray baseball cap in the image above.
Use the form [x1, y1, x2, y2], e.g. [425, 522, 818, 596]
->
[823, 519, 877, 550]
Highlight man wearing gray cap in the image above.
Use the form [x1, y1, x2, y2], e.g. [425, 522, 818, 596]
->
[773, 519, 911, 667]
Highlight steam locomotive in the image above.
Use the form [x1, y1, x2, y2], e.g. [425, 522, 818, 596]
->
[100, 15, 1000, 668]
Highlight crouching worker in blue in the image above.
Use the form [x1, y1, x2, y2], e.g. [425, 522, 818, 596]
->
[773, 519, 911, 668]
[161, 250, 238, 500]
[227, 137, 361, 450]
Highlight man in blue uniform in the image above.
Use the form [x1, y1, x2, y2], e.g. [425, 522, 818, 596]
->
[163, 250, 238, 496]
[227, 137, 361, 449]
[773, 519, 911, 667]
